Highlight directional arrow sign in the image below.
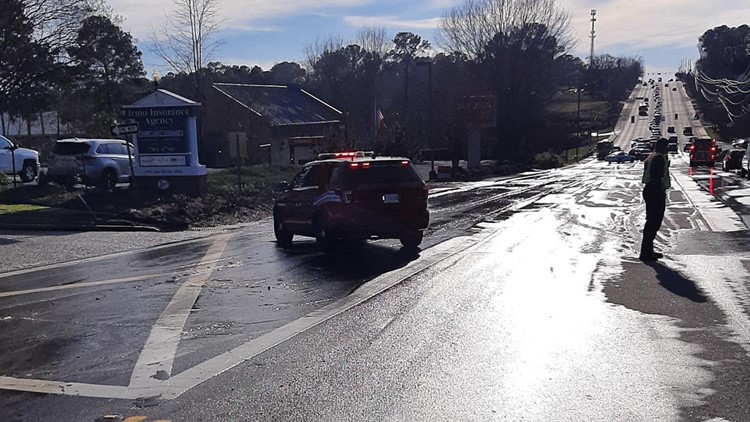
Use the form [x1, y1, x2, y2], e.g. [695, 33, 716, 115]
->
[110, 123, 139, 137]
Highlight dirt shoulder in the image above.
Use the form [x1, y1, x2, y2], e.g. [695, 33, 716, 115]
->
[0, 166, 299, 231]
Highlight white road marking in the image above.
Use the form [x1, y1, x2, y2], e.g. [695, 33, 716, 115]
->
[0, 375, 135, 399]
[0, 230, 496, 400]
[0, 235, 215, 280]
[161, 233, 491, 400]
[0, 274, 172, 299]
[128, 233, 233, 390]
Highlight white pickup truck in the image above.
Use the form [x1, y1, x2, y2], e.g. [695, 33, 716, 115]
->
[0, 135, 40, 182]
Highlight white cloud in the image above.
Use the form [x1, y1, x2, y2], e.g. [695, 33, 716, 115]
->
[111, 0, 373, 39]
[343, 15, 441, 31]
[562, 0, 750, 58]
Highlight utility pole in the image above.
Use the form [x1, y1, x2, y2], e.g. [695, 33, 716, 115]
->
[589, 9, 597, 67]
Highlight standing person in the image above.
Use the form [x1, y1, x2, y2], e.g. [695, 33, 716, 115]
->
[640, 138, 671, 261]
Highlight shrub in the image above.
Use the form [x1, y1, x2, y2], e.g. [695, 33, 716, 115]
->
[533, 152, 564, 169]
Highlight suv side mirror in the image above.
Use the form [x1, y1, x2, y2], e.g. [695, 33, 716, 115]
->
[275, 181, 290, 192]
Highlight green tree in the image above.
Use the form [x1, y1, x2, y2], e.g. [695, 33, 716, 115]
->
[477, 23, 563, 159]
[697, 25, 750, 79]
[586, 54, 643, 103]
[385, 32, 431, 153]
[69, 16, 145, 113]
[0, 0, 56, 129]
[306, 44, 384, 148]
[65, 15, 145, 135]
[694, 25, 750, 129]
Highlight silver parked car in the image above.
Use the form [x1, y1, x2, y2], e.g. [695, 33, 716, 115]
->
[46, 138, 134, 190]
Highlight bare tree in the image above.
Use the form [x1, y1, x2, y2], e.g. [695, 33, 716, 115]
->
[355, 26, 390, 57]
[24, 0, 110, 55]
[150, 0, 224, 75]
[302, 34, 345, 71]
[437, 0, 574, 59]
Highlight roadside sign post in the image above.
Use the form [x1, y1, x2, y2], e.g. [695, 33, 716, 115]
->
[111, 122, 140, 195]
[122, 89, 206, 197]
[457, 96, 496, 174]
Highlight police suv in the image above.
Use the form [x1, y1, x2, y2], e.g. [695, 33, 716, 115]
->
[273, 152, 430, 250]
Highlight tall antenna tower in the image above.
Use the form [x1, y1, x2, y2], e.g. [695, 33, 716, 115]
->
[589, 9, 597, 66]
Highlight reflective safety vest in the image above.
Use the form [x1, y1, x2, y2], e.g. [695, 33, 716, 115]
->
[642, 152, 671, 190]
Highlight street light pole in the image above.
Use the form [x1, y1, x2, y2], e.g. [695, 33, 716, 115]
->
[427, 61, 436, 179]
[417, 58, 437, 180]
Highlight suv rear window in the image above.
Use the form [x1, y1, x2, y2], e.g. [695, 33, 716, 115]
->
[693, 139, 713, 149]
[53, 142, 91, 155]
[334, 161, 422, 186]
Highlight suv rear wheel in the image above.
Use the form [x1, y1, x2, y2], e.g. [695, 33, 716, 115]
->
[98, 169, 118, 192]
[401, 230, 423, 249]
[313, 215, 337, 252]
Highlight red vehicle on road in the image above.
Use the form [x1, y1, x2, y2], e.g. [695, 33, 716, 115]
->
[273, 152, 430, 250]
[689, 138, 718, 168]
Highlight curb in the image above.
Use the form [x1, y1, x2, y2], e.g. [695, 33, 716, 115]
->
[0, 223, 162, 232]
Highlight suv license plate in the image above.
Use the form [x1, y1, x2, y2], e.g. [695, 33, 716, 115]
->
[383, 194, 399, 204]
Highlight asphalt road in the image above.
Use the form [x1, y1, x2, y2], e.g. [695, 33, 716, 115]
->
[2, 81, 750, 421]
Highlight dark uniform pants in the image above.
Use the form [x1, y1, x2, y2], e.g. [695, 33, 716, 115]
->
[641, 187, 666, 255]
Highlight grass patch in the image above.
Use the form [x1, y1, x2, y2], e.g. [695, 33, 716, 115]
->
[0, 204, 49, 214]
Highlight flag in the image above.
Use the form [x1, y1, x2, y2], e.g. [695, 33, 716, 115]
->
[377, 108, 387, 131]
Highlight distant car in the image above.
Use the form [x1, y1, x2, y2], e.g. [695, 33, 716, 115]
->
[273, 152, 429, 250]
[604, 151, 636, 163]
[683, 127, 693, 136]
[667, 126, 675, 133]
[672, 87, 677, 91]
[683, 142, 692, 152]
[630, 147, 651, 160]
[46, 138, 134, 191]
[732, 139, 747, 149]
[667, 137, 678, 153]
[630, 137, 645, 148]
[722, 149, 744, 171]
[0, 135, 39, 182]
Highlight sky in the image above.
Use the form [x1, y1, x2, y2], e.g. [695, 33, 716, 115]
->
[108, 0, 750, 77]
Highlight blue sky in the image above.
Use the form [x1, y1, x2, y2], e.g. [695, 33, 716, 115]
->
[109, 0, 750, 77]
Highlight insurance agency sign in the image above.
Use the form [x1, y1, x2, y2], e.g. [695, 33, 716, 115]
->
[122, 89, 206, 195]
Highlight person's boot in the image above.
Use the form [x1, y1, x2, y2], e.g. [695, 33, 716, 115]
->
[639, 252, 659, 261]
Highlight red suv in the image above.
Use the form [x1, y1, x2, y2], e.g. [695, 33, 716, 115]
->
[689, 138, 718, 167]
[273, 152, 430, 250]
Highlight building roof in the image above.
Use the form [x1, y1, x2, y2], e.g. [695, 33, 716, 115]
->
[124, 89, 200, 108]
[212, 83, 342, 127]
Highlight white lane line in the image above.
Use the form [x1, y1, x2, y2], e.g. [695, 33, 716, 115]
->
[0, 274, 171, 299]
[162, 232, 496, 400]
[0, 376, 136, 399]
[0, 227, 504, 400]
[0, 235, 216, 280]
[128, 234, 233, 390]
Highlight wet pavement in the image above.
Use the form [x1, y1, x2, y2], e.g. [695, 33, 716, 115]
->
[2, 147, 750, 420]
